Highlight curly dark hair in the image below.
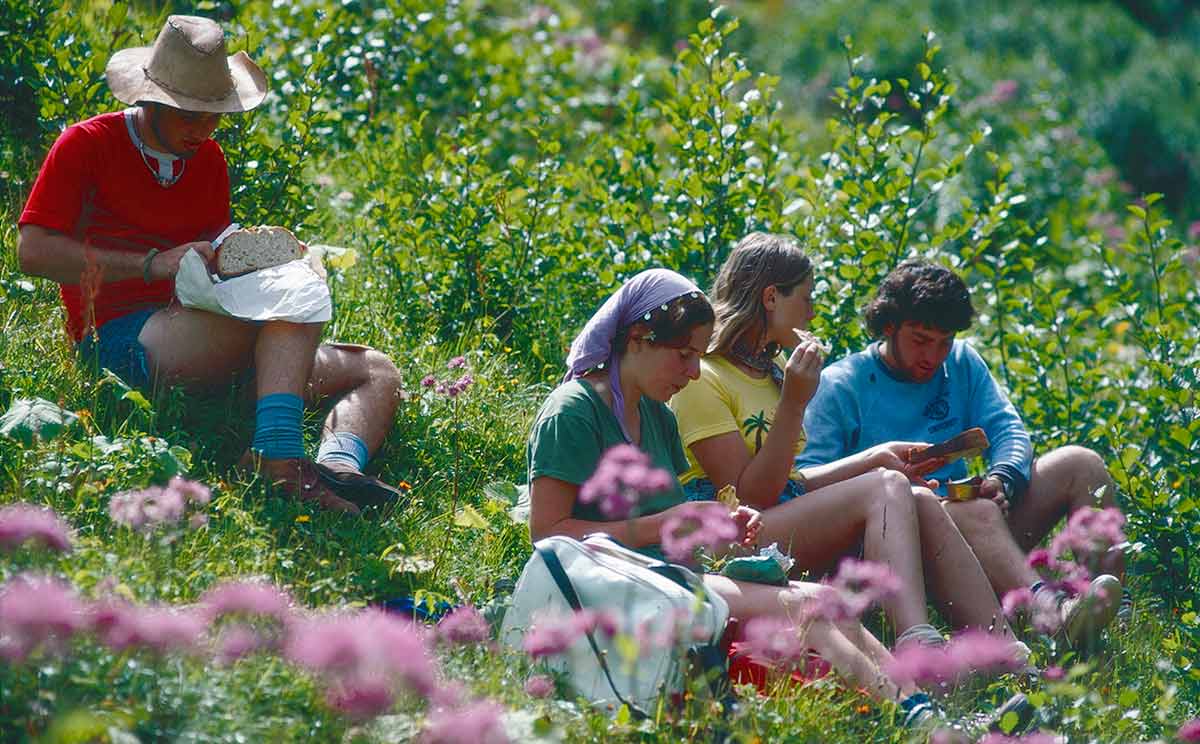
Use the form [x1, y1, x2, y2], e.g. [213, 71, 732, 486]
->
[864, 260, 975, 337]
[614, 291, 715, 355]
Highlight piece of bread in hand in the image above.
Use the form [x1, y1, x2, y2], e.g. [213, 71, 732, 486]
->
[217, 226, 303, 278]
[906, 427, 990, 465]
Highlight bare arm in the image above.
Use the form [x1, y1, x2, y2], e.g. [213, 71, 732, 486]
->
[17, 224, 214, 284]
[687, 341, 823, 509]
[529, 475, 670, 547]
[800, 442, 947, 491]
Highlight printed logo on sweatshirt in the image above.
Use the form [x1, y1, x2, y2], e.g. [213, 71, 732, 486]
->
[923, 376, 950, 420]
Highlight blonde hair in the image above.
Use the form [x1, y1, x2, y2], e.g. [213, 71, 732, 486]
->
[708, 232, 813, 356]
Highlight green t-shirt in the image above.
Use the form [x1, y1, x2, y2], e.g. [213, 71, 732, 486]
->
[527, 379, 691, 523]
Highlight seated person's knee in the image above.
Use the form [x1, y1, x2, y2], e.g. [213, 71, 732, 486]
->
[946, 495, 1003, 527]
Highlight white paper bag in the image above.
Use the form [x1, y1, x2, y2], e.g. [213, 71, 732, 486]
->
[174, 248, 332, 323]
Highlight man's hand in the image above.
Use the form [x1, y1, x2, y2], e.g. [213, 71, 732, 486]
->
[732, 505, 762, 547]
[147, 241, 215, 281]
[979, 475, 1009, 515]
[868, 441, 947, 488]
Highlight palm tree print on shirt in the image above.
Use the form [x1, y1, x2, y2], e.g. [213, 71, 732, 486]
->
[743, 411, 771, 452]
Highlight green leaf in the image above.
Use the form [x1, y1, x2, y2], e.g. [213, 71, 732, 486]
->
[999, 710, 1020, 734]
[0, 398, 79, 446]
[453, 504, 490, 530]
[1118, 689, 1138, 707]
[121, 389, 152, 412]
[1127, 205, 1146, 220]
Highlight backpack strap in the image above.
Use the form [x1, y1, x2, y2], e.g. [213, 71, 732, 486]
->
[536, 545, 649, 720]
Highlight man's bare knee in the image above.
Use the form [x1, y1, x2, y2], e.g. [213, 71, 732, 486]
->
[945, 497, 1003, 532]
[366, 350, 403, 392]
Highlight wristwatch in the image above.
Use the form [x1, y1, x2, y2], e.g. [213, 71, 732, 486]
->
[988, 473, 1014, 501]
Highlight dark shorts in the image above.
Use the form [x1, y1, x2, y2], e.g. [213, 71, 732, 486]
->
[76, 308, 158, 390]
[682, 477, 805, 504]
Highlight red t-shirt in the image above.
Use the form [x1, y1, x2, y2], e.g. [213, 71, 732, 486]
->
[19, 111, 231, 341]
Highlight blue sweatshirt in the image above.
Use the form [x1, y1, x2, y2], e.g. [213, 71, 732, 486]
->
[795, 340, 1032, 494]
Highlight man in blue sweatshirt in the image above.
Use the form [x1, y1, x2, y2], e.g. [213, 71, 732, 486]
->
[797, 260, 1123, 645]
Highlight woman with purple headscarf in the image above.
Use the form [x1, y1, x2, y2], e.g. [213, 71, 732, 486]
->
[524, 269, 949, 715]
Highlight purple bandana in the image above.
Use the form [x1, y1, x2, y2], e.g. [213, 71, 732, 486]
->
[564, 268, 702, 442]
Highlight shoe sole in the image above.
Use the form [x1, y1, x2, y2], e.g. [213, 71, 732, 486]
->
[313, 462, 408, 509]
[1064, 574, 1122, 649]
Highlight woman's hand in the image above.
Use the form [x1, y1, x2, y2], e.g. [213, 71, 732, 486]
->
[867, 441, 947, 488]
[732, 505, 762, 547]
[779, 335, 825, 411]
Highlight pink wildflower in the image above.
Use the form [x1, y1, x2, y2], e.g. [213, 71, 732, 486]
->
[944, 629, 1026, 674]
[109, 477, 211, 532]
[978, 734, 1059, 744]
[660, 501, 738, 563]
[633, 607, 692, 649]
[522, 609, 618, 658]
[447, 356, 467, 370]
[444, 373, 474, 398]
[125, 605, 208, 655]
[421, 700, 509, 744]
[817, 558, 901, 620]
[437, 605, 490, 646]
[989, 79, 1019, 104]
[0, 503, 73, 553]
[523, 674, 554, 698]
[1050, 507, 1126, 561]
[1027, 548, 1054, 570]
[0, 574, 86, 661]
[521, 615, 579, 658]
[1002, 587, 1034, 618]
[579, 444, 674, 519]
[888, 629, 1023, 688]
[1188, 222, 1200, 241]
[84, 597, 206, 656]
[168, 476, 211, 505]
[421, 375, 437, 388]
[215, 623, 271, 664]
[200, 580, 293, 623]
[1042, 665, 1065, 681]
[284, 609, 437, 707]
[730, 616, 810, 670]
[1178, 719, 1200, 743]
[326, 674, 398, 721]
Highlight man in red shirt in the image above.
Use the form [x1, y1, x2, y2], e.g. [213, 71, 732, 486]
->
[17, 15, 404, 513]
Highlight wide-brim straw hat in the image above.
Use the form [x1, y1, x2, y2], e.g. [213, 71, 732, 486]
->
[105, 15, 267, 113]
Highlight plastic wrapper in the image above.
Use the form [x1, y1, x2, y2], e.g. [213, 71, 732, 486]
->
[174, 247, 331, 323]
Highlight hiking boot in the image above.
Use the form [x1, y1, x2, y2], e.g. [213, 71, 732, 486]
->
[1060, 574, 1121, 650]
[312, 461, 409, 509]
[237, 451, 360, 514]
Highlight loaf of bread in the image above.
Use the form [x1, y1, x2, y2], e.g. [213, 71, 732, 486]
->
[217, 226, 303, 278]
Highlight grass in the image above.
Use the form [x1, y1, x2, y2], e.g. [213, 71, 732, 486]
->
[1, 217, 1197, 743]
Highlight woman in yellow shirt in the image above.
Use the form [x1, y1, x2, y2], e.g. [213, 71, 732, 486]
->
[670, 232, 1010, 647]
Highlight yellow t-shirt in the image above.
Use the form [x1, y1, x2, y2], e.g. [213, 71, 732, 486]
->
[669, 354, 806, 485]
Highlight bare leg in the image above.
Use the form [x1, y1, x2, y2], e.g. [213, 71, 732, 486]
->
[945, 497, 1039, 597]
[139, 306, 358, 511]
[702, 574, 914, 701]
[912, 488, 1013, 635]
[139, 303, 259, 389]
[759, 468, 930, 634]
[1008, 446, 1124, 579]
[306, 343, 404, 460]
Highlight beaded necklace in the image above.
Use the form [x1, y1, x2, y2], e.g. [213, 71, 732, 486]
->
[728, 337, 784, 386]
